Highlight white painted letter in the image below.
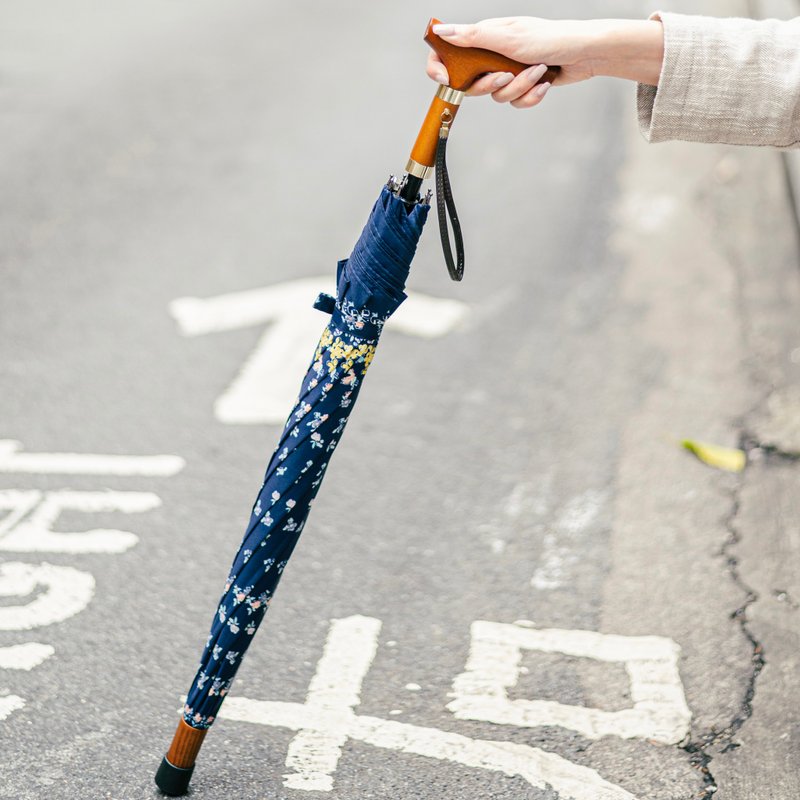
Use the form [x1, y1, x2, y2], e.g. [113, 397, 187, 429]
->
[170, 279, 469, 425]
[0, 562, 95, 631]
[0, 440, 185, 476]
[448, 621, 691, 745]
[0, 490, 159, 554]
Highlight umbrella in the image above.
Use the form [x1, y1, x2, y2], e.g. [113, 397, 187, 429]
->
[155, 20, 557, 796]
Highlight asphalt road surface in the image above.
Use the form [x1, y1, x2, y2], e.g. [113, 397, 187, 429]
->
[1, 2, 799, 799]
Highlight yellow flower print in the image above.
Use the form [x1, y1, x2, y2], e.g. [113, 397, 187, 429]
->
[315, 326, 377, 378]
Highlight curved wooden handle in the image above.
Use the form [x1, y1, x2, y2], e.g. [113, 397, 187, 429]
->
[425, 17, 559, 91]
[407, 18, 560, 174]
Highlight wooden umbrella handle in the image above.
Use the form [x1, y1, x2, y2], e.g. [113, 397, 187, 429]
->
[406, 18, 560, 176]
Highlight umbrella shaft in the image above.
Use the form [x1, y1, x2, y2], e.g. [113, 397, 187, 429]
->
[398, 173, 423, 205]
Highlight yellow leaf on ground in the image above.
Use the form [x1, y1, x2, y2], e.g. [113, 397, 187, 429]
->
[681, 439, 746, 473]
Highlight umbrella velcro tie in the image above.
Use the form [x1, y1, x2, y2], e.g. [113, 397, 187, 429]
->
[313, 292, 336, 315]
[435, 115, 464, 282]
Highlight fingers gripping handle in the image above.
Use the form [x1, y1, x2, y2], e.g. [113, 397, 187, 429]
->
[407, 18, 560, 174]
[424, 18, 558, 91]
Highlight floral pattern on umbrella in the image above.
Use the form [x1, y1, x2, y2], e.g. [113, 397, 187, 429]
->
[181, 187, 428, 729]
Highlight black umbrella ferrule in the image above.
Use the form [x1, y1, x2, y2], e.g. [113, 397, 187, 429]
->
[155, 756, 195, 796]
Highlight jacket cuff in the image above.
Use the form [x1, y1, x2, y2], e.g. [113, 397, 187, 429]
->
[637, 11, 800, 148]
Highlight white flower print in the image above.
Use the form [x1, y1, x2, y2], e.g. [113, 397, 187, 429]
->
[209, 677, 231, 697]
[232, 586, 251, 605]
[308, 412, 329, 430]
[337, 298, 387, 333]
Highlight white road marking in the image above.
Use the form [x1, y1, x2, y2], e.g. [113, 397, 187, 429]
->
[0, 643, 55, 670]
[0, 490, 40, 537]
[0, 562, 95, 631]
[448, 621, 691, 745]
[0, 490, 158, 554]
[0, 696, 26, 722]
[284, 615, 382, 791]
[531, 489, 606, 590]
[0, 440, 185, 476]
[169, 278, 469, 425]
[221, 698, 638, 800]
[214, 616, 643, 799]
[0, 444, 178, 727]
[618, 192, 677, 233]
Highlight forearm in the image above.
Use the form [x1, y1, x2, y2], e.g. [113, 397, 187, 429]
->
[587, 19, 665, 87]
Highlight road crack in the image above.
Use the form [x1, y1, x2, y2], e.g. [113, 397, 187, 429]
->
[680, 436, 766, 798]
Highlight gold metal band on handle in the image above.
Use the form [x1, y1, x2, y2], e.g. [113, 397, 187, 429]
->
[405, 158, 434, 180]
[435, 84, 466, 105]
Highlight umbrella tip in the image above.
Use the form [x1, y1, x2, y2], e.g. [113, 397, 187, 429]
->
[155, 756, 194, 796]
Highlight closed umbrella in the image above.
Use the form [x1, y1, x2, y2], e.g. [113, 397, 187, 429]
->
[155, 20, 557, 796]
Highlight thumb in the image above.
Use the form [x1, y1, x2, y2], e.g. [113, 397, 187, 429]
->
[432, 19, 511, 53]
[431, 22, 488, 49]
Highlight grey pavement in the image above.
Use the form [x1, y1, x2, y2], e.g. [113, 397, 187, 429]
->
[0, 1, 798, 799]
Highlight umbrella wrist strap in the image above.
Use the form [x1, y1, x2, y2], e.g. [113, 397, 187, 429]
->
[435, 121, 464, 282]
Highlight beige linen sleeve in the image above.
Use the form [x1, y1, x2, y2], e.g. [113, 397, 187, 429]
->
[638, 11, 800, 148]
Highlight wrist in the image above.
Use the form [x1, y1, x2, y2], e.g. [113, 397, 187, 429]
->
[586, 19, 664, 86]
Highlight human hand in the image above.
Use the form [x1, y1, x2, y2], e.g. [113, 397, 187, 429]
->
[426, 17, 664, 108]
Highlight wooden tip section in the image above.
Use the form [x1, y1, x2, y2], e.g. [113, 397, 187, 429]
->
[425, 17, 560, 91]
[166, 719, 208, 769]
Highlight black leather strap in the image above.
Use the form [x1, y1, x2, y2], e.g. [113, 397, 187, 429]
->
[435, 131, 465, 282]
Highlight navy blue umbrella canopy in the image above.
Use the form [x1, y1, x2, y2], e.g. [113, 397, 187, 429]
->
[156, 186, 428, 795]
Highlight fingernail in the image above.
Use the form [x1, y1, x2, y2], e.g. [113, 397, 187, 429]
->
[534, 81, 551, 98]
[526, 64, 548, 82]
[493, 72, 514, 88]
[432, 24, 456, 36]
[434, 71, 448, 84]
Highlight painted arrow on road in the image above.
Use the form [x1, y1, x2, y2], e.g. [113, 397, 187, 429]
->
[170, 277, 469, 425]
